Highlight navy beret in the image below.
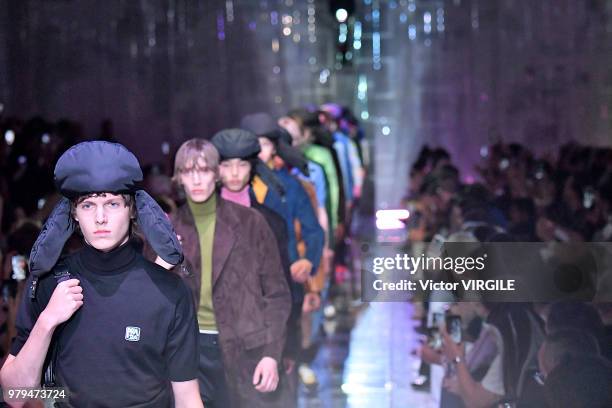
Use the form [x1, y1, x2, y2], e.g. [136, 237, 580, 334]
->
[211, 128, 261, 160]
[54, 141, 143, 198]
[261, 128, 293, 146]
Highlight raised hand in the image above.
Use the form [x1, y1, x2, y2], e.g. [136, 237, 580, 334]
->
[41, 279, 84, 327]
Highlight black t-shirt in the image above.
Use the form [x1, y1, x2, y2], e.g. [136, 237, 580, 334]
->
[11, 240, 199, 407]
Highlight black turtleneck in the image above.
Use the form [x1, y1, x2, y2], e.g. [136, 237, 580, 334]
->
[78, 239, 138, 275]
[11, 238, 199, 408]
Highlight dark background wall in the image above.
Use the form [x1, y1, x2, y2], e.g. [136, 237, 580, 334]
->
[2, 0, 612, 206]
[0, 0, 337, 164]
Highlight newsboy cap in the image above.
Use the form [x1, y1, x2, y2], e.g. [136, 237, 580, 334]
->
[54, 141, 143, 198]
[261, 128, 293, 146]
[211, 128, 261, 160]
[211, 128, 286, 197]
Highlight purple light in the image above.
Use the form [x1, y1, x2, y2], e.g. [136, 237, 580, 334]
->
[248, 21, 257, 30]
[376, 218, 405, 230]
[376, 209, 410, 220]
[376, 209, 409, 230]
[217, 13, 225, 40]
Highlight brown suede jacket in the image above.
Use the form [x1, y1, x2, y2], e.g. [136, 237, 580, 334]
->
[169, 197, 290, 365]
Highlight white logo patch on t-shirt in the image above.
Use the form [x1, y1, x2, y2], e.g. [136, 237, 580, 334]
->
[125, 326, 141, 342]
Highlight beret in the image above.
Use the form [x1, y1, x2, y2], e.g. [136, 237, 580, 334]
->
[54, 141, 143, 198]
[211, 128, 261, 160]
[261, 128, 293, 146]
[211, 128, 287, 197]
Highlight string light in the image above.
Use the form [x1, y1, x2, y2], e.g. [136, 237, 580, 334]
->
[339, 23, 348, 43]
[226, 0, 234, 22]
[409, 24, 417, 40]
[217, 13, 225, 40]
[372, 2, 381, 70]
[353, 21, 362, 49]
[307, 1, 316, 43]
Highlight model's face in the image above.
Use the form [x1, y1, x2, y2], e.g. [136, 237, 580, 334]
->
[179, 158, 217, 202]
[258, 137, 275, 163]
[278, 117, 307, 147]
[74, 193, 131, 252]
[219, 158, 251, 192]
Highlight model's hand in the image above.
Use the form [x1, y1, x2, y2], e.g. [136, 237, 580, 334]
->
[41, 279, 83, 327]
[334, 224, 345, 242]
[253, 357, 279, 393]
[302, 292, 321, 313]
[290, 259, 312, 283]
[283, 357, 296, 375]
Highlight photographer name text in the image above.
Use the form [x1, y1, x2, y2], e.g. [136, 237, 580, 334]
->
[372, 279, 516, 292]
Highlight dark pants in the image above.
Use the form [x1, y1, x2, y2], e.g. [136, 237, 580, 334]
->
[197, 333, 231, 408]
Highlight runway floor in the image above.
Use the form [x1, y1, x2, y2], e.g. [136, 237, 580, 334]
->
[299, 299, 437, 408]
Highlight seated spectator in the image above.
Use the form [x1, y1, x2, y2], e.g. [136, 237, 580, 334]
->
[537, 329, 601, 379]
[507, 198, 537, 241]
[545, 302, 605, 345]
[421, 301, 505, 408]
[487, 303, 544, 405]
[543, 355, 612, 408]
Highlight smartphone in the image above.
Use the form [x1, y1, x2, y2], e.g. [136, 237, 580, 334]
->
[554, 227, 570, 242]
[446, 314, 462, 344]
[11, 255, 27, 281]
[2, 279, 17, 302]
[583, 186, 595, 209]
[428, 327, 442, 350]
[432, 312, 444, 328]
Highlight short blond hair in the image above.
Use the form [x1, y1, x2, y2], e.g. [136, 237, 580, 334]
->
[172, 138, 220, 184]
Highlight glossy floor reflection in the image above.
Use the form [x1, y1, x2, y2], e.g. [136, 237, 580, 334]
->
[299, 300, 436, 408]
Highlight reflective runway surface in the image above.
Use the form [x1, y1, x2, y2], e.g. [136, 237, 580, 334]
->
[300, 300, 436, 408]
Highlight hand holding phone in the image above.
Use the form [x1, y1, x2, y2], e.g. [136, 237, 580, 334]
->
[441, 316, 466, 365]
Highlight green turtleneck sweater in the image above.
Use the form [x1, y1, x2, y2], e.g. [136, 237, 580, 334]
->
[187, 194, 217, 332]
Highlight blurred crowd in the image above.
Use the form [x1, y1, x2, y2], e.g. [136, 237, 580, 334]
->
[404, 143, 612, 407]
